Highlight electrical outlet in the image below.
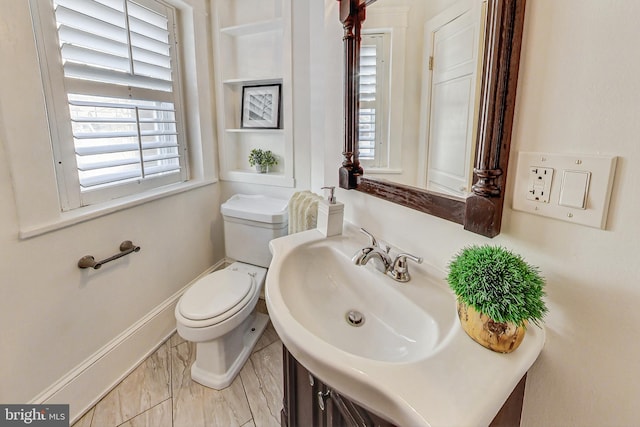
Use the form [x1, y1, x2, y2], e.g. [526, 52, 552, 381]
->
[526, 167, 554, 203]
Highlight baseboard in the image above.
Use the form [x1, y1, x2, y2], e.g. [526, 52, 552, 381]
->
[30, 260, 226, 424]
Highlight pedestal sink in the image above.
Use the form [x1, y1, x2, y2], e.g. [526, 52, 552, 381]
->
[266, 224, 545, 427]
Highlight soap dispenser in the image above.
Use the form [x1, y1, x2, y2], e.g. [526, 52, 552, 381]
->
[317, 186, 344, 237]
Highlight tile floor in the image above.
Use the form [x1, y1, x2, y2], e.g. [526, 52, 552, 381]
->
[72, 311, 283, 427]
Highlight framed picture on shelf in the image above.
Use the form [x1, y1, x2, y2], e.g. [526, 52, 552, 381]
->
[241, 84, 281, 129]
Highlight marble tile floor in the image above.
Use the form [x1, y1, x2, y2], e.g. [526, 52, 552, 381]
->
[72, 317, 283, 427]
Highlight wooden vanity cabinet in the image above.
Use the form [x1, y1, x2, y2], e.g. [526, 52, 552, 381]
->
[281, 346, 526, 427]
[282, 346, 394, 427]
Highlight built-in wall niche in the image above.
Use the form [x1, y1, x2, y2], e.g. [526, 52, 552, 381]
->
[231, 132, 286, 173]
[212, 0, 294, 187]
[215, 0, 283, 29]
[219, 31, 283, 81]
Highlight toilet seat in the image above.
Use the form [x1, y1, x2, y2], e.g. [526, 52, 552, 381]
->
[177, 269, 255, 328]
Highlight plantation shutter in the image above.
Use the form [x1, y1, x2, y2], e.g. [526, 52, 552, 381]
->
[358, 40, 377, 161]
[359, 33, 389, 167]
[53, 0, 185, 198]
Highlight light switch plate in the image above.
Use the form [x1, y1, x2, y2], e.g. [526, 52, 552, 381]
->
[558, 170, 591, 209]
[513, 152, 617, 229]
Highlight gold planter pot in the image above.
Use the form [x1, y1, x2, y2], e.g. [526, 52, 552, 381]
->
[456, 301, 526, 353]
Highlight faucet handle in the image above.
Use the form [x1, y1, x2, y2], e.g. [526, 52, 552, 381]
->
[378, 242, 391, 254]
[359, 228, 390, 253]
[359, 228, 378, 247]
[388, 253, 423, 283]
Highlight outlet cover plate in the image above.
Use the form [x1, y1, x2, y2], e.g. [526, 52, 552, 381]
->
[513, 152, 617, 229]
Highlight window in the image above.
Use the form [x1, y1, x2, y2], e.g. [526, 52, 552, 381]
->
[358, 32, 390, 168]
[31, 0, 187, 210]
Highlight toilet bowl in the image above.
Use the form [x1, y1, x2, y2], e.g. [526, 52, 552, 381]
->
[175, 194, 288, 389]
[175, 262, 268, 389]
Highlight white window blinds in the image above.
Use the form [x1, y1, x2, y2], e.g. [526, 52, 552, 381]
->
[359, 40, 377, 161]
[48, 0, 186, 206]
[359, 33, 389, 167]
[55, 0, 175, 92]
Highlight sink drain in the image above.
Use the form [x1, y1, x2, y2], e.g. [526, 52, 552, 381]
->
[346, 310, 365, 327]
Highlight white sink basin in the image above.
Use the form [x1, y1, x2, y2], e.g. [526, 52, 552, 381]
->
[278, 241, 454, 362]
[266, 225, 545, 427]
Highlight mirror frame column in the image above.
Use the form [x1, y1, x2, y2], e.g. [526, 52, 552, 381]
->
[338, 0, 365, 189]
[465, 0, 526, 236]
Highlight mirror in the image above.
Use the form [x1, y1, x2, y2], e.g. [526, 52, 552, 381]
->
[338, 0, 526, 237]
[361, 0, 485, 197]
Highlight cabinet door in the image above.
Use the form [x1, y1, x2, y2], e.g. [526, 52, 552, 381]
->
[282, 346, 319, 426]
[283, 346, 394, 427]
[327, 391, 394, 427]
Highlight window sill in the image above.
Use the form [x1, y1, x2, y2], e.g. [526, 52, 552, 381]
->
[19, 178, 218, 240]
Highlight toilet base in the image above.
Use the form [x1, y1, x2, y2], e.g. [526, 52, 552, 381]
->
[190, 312, 269, 389]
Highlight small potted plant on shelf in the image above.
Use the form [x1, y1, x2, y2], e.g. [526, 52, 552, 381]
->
[248, 149, 278, 173]
[447, 245, 547, 353]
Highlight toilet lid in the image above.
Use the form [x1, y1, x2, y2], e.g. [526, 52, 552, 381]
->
[179, 270, 253, 321]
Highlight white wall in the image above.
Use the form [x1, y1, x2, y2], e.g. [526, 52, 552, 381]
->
[0, 0, 225, 407]
[3, 0, 637, 425]
[323, 1, 640, 426]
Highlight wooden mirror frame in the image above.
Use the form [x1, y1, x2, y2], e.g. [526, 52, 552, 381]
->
[338, 0, 526, 238]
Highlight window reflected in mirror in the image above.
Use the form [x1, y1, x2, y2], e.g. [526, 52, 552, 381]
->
[359, 33, 389, 169]
[360, 0, 486, 198]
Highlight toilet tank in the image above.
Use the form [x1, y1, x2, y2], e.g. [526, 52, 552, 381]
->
[221, 194, 288, 268]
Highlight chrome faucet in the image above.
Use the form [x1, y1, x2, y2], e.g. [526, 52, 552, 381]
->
[352, 228, 423, 282]
[352, 244, 393, 273]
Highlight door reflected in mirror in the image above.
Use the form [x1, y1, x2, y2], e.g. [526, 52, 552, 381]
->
[361, 0, 486, 198]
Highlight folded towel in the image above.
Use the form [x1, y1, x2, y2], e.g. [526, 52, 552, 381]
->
[288, 191, 308, 234]
[288, 191, 322, 234]
[299, 195, 320, 232]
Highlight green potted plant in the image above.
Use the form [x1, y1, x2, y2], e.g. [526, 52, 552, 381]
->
[248, 149, 278, 173]
[447, 245, 547, 353]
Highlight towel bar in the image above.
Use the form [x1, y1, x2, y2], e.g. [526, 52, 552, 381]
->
[78, 240, 141, 270]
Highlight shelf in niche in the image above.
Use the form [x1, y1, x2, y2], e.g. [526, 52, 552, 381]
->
[222, 77, 282, 86]
[223, 169, 295, 188]
[220, 18, 283, 37]
[226, 128, 284, 133]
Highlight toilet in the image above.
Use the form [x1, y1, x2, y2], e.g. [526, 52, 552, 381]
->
[175, 194, 288, 389]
